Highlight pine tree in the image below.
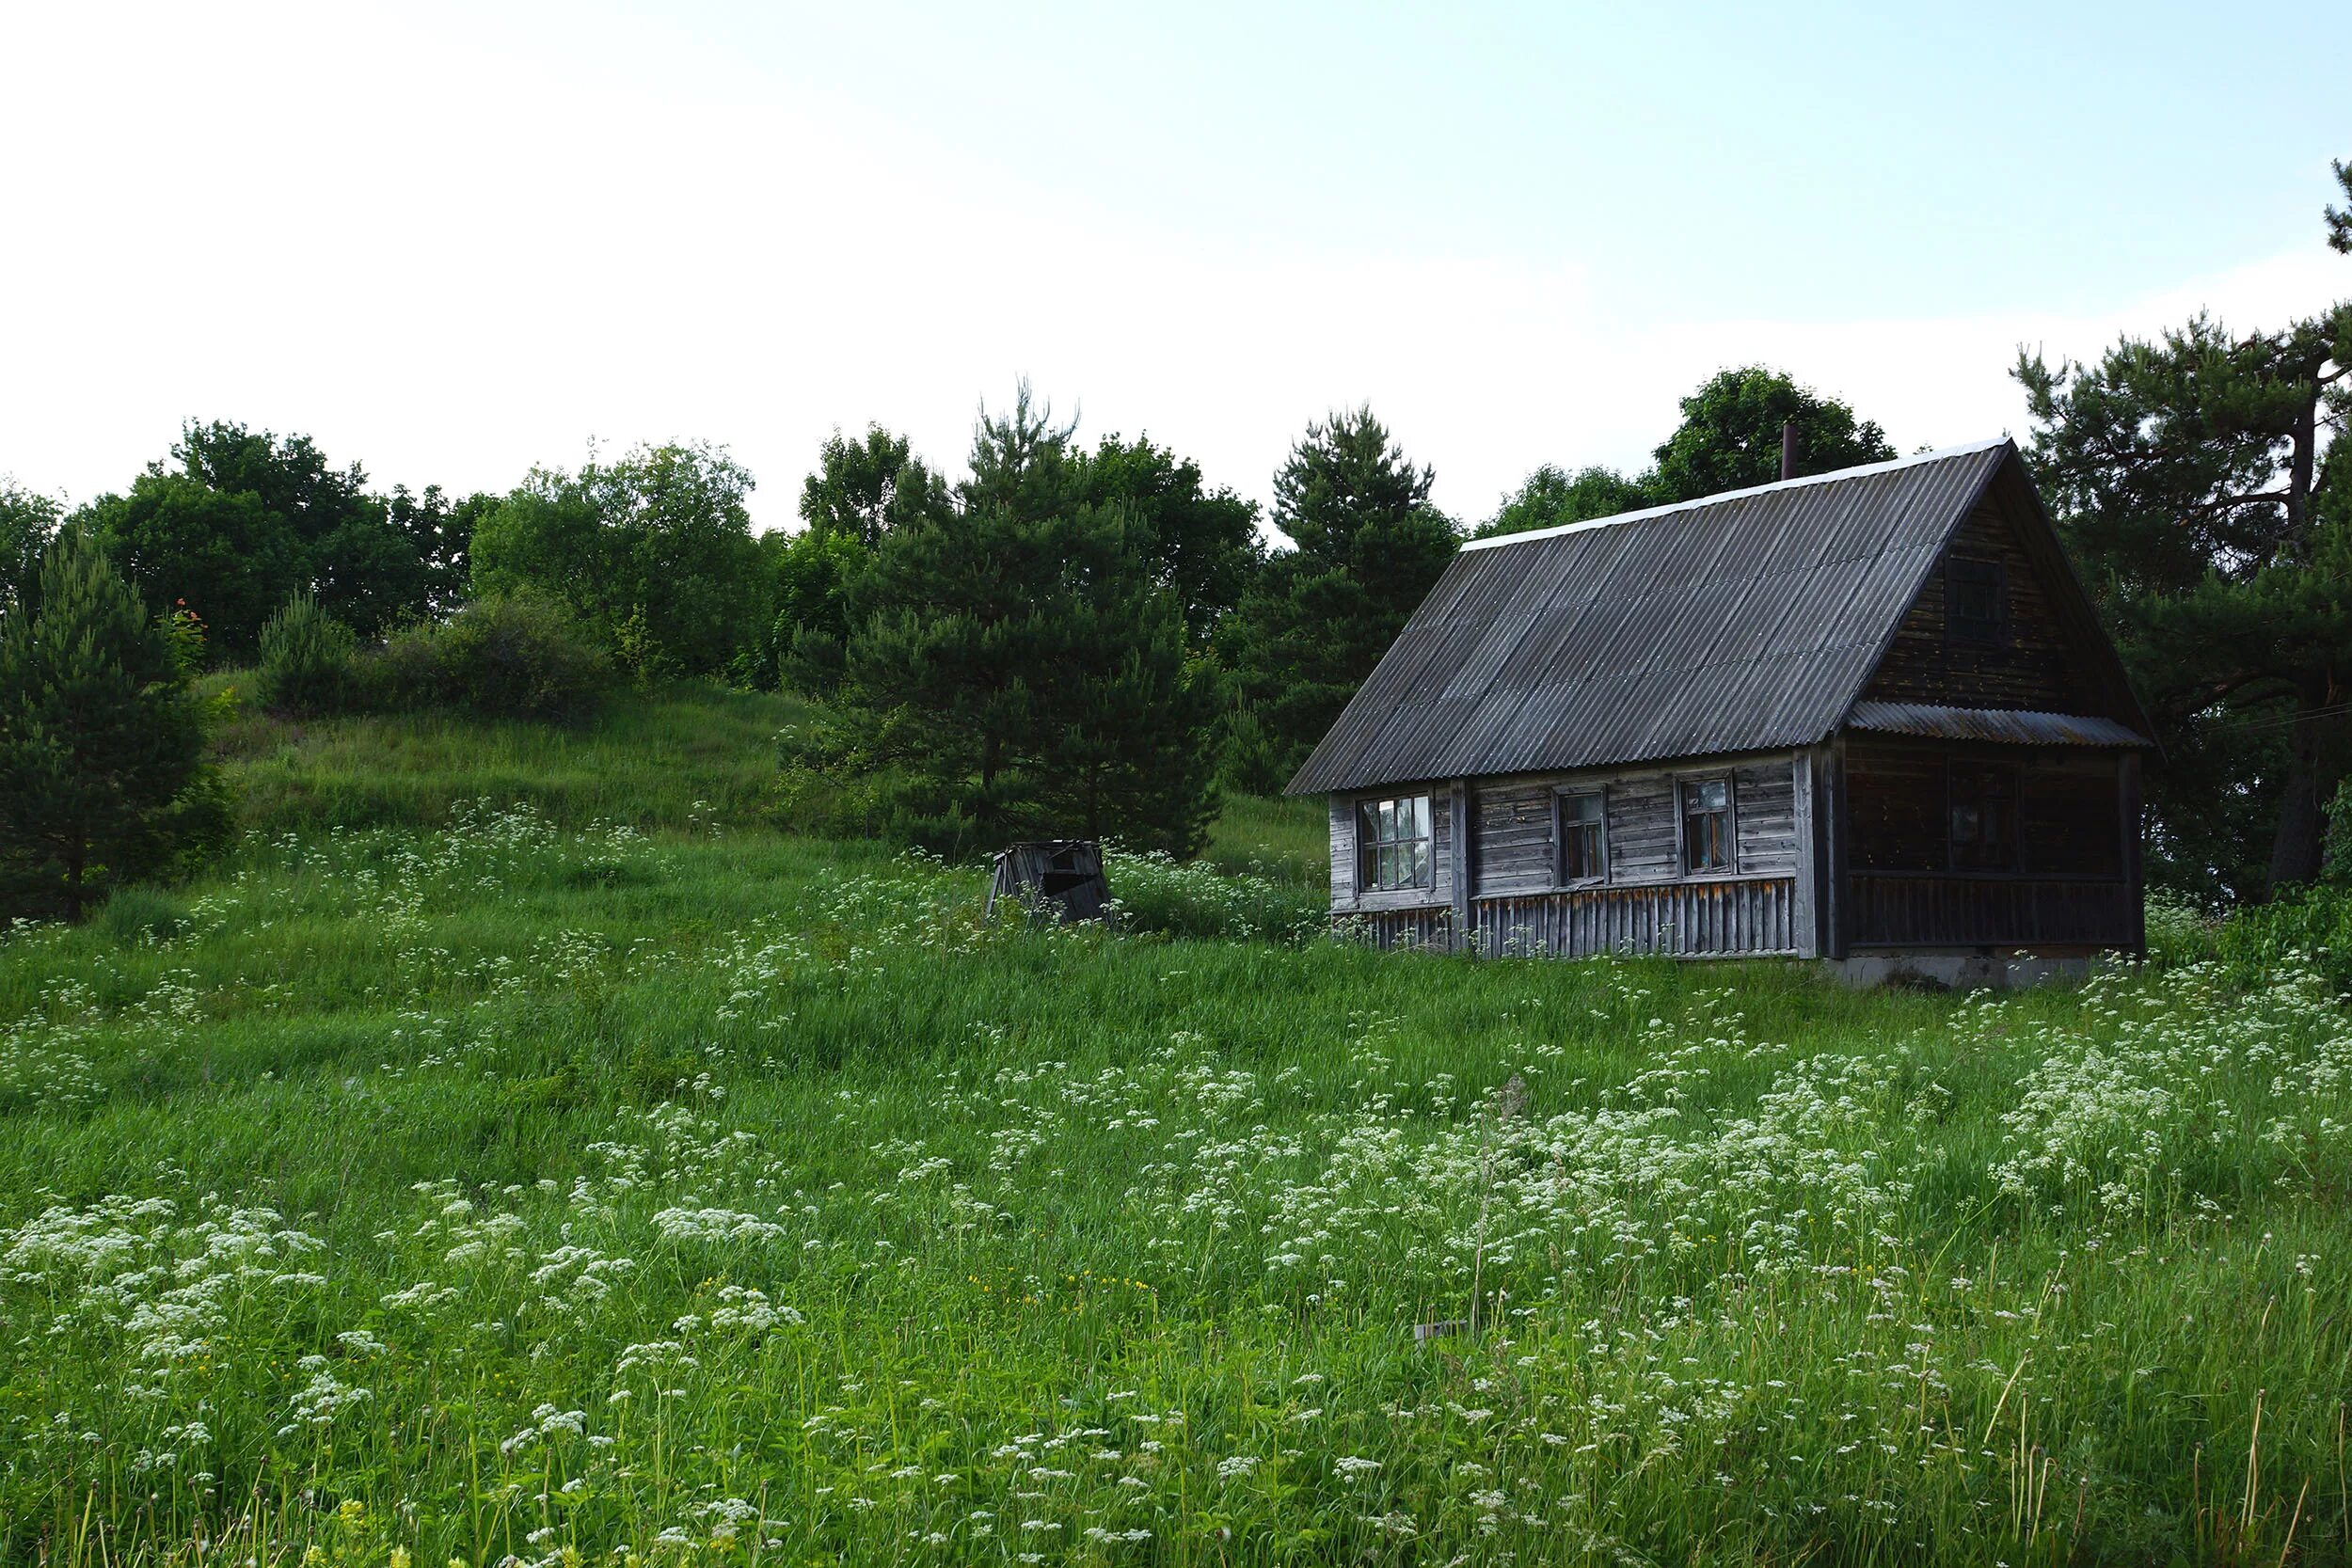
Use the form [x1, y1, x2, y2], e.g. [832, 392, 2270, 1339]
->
[2016, 162, 2351, 899]
[0, 531, 222, 920]
[803, 387, 1220, 855]
[1225, 407, 1458, 783]
[2017, 303, 2352, 898]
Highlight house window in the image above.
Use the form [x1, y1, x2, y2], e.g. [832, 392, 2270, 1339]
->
[1680, 776, 1734, 873]
[1557, 789, 1606, 883]
[1946, 558, 2005, 645]
[1358, 794, 1433, 892]
[1948, 762, 2019, 872]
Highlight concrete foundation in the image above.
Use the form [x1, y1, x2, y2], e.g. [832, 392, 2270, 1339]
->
[1824, 949, 2102, 990]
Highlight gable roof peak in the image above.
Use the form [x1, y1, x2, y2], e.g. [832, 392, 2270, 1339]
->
[1460, 436, 2017, 553]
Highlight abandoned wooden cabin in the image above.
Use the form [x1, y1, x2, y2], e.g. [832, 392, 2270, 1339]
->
[1285, 438, 2154, 985]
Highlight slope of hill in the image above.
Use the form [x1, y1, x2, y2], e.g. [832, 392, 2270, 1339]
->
[3, 689, 2347, 1564]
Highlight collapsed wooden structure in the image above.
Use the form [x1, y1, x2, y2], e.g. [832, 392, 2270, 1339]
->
[1286, 439, 2153, 978]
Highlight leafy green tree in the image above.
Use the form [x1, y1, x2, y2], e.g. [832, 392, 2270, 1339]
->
[1224, 407, 1458, 781]
[797, 426, 947, 546]
[470, 441, 767, 679]
[2017, 300, 2351, 898]
[799, 387, 1220, 854]
[386, 483, 490, 618]
[766, 427, 956, 691]
[79, 421, 440, 657]
[1, 481, 62, 623]
[0, 531, 222, 920]
[78, 472, 297, 658]
[1476, 463, 1652, 539]
[1649, 366, 1894, 501]
[1073, 436, 1263, 644]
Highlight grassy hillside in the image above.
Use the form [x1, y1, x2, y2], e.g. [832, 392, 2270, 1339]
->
[3, 691, 2348, 1564]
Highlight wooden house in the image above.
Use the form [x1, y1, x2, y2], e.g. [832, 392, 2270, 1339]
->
[1285, 439, 2153, 984]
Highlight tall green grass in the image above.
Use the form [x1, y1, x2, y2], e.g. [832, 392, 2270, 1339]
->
[203, 677, 808, 834]
[2, 796, 2346, 1565]
[2, 694, 2347, 1564]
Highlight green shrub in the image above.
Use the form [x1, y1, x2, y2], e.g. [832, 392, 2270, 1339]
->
[2217, 882, 2352, 992]
[384, 595, 612, 721]
[1103, 847, 1328, 944]
[254, 593, 360, 715]
[2142, 890, 2219, 967]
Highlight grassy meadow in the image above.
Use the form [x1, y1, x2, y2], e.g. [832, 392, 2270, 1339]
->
[3, 687, 2349, 1565]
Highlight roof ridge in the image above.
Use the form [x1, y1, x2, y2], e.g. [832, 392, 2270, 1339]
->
[1458, 436, 2014, 553]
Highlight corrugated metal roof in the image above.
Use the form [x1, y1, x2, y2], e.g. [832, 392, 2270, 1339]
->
[1846, 702, 2149, 748]
[1286, 441, 2025, 795]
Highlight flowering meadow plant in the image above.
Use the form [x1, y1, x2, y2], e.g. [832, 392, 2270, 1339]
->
[1, 801, 2348, 1564]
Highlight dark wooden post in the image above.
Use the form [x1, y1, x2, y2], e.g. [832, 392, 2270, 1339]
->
[2119, 752, 2144, 958]
[1452, 780, 1474, 955]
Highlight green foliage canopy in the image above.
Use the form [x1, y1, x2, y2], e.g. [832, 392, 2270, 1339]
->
[796, 388, 1221, 855]
[1475, 463, 1653, 540]
[2017, 302, 2351, 899]
[75, 421, 453, 657]
[0, 531, 222, 919]
[1648, 366, 1895, 502]
[470, 441, 766, 680]
[0, 480, 62, 623]
[1224, 407, 1457, 784]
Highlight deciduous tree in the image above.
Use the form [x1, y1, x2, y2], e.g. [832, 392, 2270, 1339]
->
[1649, 366, 1893, 501]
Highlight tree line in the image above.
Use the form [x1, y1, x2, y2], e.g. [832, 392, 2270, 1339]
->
[3, 158, 2347, 917]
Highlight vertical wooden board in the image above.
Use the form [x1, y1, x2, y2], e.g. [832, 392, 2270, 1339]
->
[1788, 752, 1819, 958]
[1328, 795, 1355, 909]
[2120, 752, 2145, 957]
[1451, 781, 1473, 953]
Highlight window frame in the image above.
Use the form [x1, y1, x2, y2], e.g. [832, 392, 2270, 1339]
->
[1947, 759, 2022, 874]
[1944, 556, 2006, 647]
[1553, 786, 1609, 887]
[1676, 772, 1738, 877]
[1356, 792, 1435, 895]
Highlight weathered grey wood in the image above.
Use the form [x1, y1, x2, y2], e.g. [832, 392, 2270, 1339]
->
[1788, 752, 1818, 958]
[1467, 878, 1800, 958]
[1451, 780, 1472, 954]
[1822, 737, 1848, 958]
[1731, 762, 1796, 875]
[1328, 797, 1356, 907]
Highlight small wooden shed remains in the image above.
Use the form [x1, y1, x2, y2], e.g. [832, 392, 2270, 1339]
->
[985, 840, 1109, 924]
[1286, 439, 2153, 982]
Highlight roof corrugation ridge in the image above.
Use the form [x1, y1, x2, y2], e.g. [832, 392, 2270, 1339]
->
[1457, 436, 2014, 553]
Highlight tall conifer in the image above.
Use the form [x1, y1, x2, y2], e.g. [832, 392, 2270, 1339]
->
[0, 531, 219, 918]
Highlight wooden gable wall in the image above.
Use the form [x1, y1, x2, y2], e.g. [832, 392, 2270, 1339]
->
[1861, 497, 2100, 712]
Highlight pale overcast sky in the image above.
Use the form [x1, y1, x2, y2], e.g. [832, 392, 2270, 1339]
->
[3, 1, 2346, 531]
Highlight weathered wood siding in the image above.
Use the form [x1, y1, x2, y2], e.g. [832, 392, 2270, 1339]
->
[1841, 734, 2137, 952]
[1336, 754, 1810, 958]
[1862, 499, 2095, 711]
[1469, 757, 1798, 895]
